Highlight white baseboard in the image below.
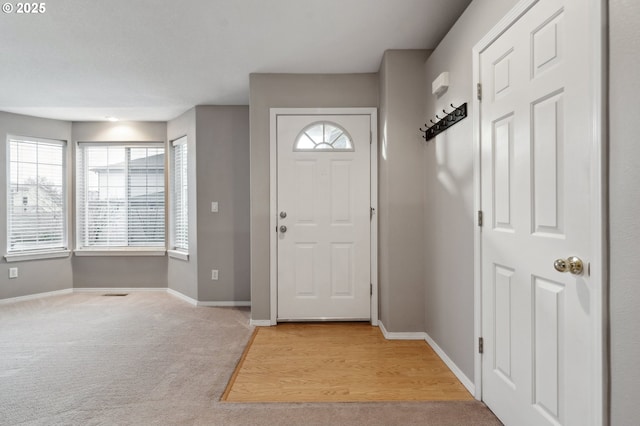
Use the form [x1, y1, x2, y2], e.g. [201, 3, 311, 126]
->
[166, 288, 198, 305]
[74, 287, 166, 293]
[377, 321, 475, 395]
[378, 321, 427, 340]
[424, 332, 476, 395]
[166, 289, 250, 307]
[250, 319, 272, 327]
[197, 301, 251, 307]
[0, 288, 73, 305]
[2, 287, 252, 309]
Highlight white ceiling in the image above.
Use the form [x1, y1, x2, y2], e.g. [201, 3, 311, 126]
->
[0, 0, 471, 122]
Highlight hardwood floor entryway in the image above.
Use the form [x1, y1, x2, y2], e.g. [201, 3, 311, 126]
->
[1, 293, 501, 425]
[222, 323, 473, 403]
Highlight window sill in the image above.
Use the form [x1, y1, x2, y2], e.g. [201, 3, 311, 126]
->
[167, 250, 189, 261]
[74, 248, 167, 257]
[5, 250, 71, 263]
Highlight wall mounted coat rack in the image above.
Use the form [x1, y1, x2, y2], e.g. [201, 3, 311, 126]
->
[420, 102, 467, 142]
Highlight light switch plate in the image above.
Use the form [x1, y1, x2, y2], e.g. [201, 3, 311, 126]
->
[211, 202, 219, 213]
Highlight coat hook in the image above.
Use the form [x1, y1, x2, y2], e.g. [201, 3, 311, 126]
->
[420, 102, 467, 142]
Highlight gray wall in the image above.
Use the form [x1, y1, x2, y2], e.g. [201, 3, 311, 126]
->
[0, 112, 73, 299]
[609, 0, 640, 423]
[249, 73, 379, 321]
[167, 108, 198, 300]
[71, 121, 168, 288]
[195, 106, 250, 302]
[378, 50, 429, 332]
[422, 0, 520, 381]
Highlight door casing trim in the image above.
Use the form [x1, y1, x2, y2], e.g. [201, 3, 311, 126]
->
[269, 107, 379, 326]
[471, 1, 607, 424]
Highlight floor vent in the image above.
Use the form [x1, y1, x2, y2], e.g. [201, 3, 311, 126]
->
[103, 293, 129, 297]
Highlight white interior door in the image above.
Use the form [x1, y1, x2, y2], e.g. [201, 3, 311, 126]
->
[479, 0, 600, 425]
[276, 114, 371, 321]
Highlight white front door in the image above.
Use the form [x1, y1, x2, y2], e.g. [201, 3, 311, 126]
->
[479, 0, 601, 425]
[276, 114, 372, 321]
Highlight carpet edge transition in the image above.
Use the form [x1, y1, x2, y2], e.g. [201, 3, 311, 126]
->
[221, 327, 259, 401]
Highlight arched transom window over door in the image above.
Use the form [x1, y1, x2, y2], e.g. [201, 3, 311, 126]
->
[294, 121, 354, 151]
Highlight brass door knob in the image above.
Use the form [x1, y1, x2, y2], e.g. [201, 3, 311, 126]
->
[554, 256, 584, 275]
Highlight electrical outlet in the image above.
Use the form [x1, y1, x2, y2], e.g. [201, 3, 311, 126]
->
[9, 267, 18, 279]
[211, 269, 219, 280]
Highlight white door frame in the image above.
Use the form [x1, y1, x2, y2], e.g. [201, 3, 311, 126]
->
[471, 0, 607, 422]
[269, 107, 379, 326]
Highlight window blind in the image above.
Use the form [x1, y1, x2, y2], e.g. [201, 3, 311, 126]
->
[77, 144, 165, 249]
[7, 136, 66, 253]
[171, 137, 188, 251]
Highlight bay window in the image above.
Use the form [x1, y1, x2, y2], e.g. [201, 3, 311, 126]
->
[171, 136, 188, 253]
[76, 143, 165, 252]
[7, 136, 67, 259]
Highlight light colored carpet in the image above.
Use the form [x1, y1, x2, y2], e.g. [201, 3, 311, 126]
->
[0, 292, 502, 425]
[223, 323, 474, 402]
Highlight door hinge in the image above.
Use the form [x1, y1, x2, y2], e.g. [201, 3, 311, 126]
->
[370, 207, 376, 220]
[370, 283, 373, 296]
[477, 83, 482, 101]
[478, 337, 484, 354]
[477, 210, 483, 227]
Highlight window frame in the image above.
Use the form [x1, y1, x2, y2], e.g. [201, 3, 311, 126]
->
[293, 121, 355, 152]
[5, 135, 70, 262]
[169, 136, 189, 260]
[75, 141, 166, 256]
